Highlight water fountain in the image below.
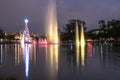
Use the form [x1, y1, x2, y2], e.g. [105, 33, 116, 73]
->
[75, 21, 80, 68]
[45, 1, 59, 78]
[76, 21, 80, 46]
[46, 0, 59, 44]
[80, 23, 85, 67]
[75, 21, 85, 68]
[80, 23, 85, 47]
[20, 31, 24, 48]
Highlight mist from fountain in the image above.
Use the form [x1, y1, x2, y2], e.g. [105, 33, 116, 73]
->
[46, 0, 59, 44]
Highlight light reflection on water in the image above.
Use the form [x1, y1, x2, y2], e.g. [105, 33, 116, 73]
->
[76, 44, 80, 68]
[0, 44, 3, 64]
[24, 44, 30, 78]
[0, 43, 120, 80]
[87, 42, 93, 57]
[45, 44, 58, 80]
[75, 43, 85, 69]
[81, 44, 85, 67]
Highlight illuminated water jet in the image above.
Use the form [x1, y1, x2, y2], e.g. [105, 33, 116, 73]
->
[80, 23, 85, 67]
[80, 23, 85, 46]
[75, 21, 80, 68]
[20, 32, 24, 48]
[46, 0, 59, 44]
[75, 22, 85, 68]
[75, 21, 80, 46]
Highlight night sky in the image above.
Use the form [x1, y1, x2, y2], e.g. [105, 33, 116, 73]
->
[0, 0, 120, 34]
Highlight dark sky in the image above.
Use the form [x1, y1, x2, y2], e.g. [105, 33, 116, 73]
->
[0, 0, 120, 34]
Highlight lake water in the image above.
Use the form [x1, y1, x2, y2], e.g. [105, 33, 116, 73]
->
[0, 43, 120, 80]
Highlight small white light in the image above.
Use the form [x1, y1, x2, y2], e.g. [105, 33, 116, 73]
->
[24, 19, 28, 25]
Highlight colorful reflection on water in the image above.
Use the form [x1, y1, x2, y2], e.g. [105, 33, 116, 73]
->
[87, 42, 93, 57]
[24, 44, 30, 78]
[0, 43, 120, 80]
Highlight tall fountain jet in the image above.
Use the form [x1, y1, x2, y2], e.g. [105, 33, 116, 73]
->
[75, 21, 80, 68]
[75, 21, 85, 68]
[80, 23, 85, 67]
[75, 21, 80, 46]
[46, 0, 59, 44]
[75, 21, 85, 46]
[80, 23, 85, 47]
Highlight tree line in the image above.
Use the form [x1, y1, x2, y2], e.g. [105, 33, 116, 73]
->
[60, 19, 120, 41]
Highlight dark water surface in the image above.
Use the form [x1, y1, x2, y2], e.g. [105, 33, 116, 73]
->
[0, 43, 120, 80]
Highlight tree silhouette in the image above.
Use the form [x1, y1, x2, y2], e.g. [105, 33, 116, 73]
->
[99, 20, 106, 29]
[0, 28, 4, 39]
[61, 19, 86, 41]
[107, 19, 120, 38]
